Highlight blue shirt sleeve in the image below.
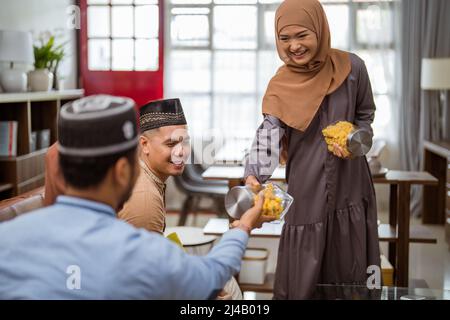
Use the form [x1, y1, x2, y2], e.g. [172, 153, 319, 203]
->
[119, 228, 249, 299]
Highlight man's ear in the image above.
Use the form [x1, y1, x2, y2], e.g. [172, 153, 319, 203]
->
[139, 134, 151, 156]
[113, 157, 131, 188]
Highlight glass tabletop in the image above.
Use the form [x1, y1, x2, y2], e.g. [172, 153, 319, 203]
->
[313, 284, 450, 300]
[243, 285, 450, 300]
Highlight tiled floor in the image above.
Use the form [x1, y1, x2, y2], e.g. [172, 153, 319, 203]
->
[378, 211, 450, 291]
[167, 211, 450, 293]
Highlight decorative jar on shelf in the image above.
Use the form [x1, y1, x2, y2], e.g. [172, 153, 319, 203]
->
[28, 68, 53, 92]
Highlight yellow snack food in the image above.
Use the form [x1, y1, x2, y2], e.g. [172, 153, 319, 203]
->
[254, 183, 283, 219]
[322, 121, 354, 156]
[166, 232, 185, 251]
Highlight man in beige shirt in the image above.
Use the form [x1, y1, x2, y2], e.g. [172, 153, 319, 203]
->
[118, 98, 242, 300]
[118, 159, 167, 233]
[119, 98, 189, 234]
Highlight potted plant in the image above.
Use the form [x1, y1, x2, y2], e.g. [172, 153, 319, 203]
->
[28, 35, 65, 92]
[48, 30, 68, 90]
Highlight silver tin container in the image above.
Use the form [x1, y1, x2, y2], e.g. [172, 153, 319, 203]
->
[347, 128, 372, 157]
[224, 186, 254, 220]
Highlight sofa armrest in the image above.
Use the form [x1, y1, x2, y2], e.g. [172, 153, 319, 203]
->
[0, 187, 45, 223]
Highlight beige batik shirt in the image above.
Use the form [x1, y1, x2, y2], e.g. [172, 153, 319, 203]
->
[118, 159, 166, 234]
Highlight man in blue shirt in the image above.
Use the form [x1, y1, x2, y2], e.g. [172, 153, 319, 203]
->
[0, 95, 272, 299]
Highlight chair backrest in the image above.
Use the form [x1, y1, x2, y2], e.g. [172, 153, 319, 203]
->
[183, 163, 206, 184]
[173, 165, 198, 193]
[0, 194, 44, 223]
[173, 147, 204, 192]
[173, 147, 229, 194]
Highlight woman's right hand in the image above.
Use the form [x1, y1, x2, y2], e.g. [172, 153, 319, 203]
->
[245, 175, 262, 193]
[332, 143, 351, 159]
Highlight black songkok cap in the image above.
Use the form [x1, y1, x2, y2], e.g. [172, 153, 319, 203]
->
[58, 95, 139, 157]
[139, 98, 187, 132]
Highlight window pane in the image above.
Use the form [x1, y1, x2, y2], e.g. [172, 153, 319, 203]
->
[88, 39, 111, 70]
[165, 0, 396, 141]
[171, 14, 209, 47]
[135, 39, 159, 71]
[88, 0, 109, 4]
[264, 10, 276, 47]
[258, 50, 283, 93]
[171, 0, 212, 4]
[373, 94, 391, 128]
[135, 0, 158, 3]
[178, 95, 212, 135]
[88, 6, 110, 37]
[214, 51, 256, 93]
[213, 95, 258, 134]
[322, 5, 349, 50]
[354, 49, 394, 95]
[112, 6, 134, 38]
[356, 4, 393, 46]
[172, 7, 210, 15]
[135, 5, 159, 38]
[353, 0, 394, 2]
[112, 39, 134, 70]
[320, 0, 348, 3]
[214, 6, 257, 49]
[111, 0, 132, 4]
[170, 51, 211, 93]
[214, 0, 257, 3]
[259, 0, 282, 3]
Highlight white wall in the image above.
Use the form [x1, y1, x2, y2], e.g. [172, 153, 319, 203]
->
[0, 0, 78, 89]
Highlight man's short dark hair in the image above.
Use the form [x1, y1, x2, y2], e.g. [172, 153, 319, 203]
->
[59, 147, 137, 189]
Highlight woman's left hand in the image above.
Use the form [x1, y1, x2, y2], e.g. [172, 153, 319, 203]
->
[332, 143, 351, 159]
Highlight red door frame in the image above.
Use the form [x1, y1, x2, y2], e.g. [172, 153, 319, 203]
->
[79, 0, 164, 107]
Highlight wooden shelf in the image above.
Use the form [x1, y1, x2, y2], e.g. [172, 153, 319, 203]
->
[0, 90, 83, 200]
[423, 140, 449, 225]
[423, 140, 450, 159]
[0, 147, 48, 162]
[239, 273, 275, 293]
[0, 89, 84, 103]
[0, 148, 47, 197]
[378, 224, 437, 244]
[446, 218, 450, 247]
[0, 183, 13, 193]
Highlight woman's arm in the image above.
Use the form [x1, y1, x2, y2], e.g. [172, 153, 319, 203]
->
[244, 115, 285, 184]
[331, 59, 376, 159]
[354, 60, 376, 136]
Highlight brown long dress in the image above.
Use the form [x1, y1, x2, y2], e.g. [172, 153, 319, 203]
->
[245, 53, 380, 299]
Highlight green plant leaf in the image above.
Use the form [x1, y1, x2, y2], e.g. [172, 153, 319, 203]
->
[33, 34, 67, 70]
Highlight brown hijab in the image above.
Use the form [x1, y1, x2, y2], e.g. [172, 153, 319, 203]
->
[263, 0, 351, 132]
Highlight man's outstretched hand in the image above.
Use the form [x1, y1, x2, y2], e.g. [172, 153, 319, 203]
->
[231, 190, 276, 234]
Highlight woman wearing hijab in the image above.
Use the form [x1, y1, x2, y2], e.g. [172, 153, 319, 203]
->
[244, 0, 380, 299]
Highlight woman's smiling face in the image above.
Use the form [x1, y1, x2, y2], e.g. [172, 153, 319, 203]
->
[278, 25, 318, 66]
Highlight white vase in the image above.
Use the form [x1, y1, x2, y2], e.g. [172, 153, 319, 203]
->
[0, 68, 28, 92]
[28, 69, 53, 92]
